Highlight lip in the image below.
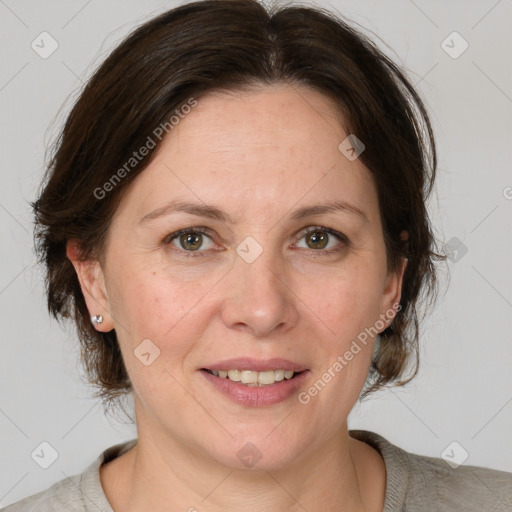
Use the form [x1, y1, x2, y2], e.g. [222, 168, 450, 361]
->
[201, 358, 307, 372]
[200, 368, 310, 407]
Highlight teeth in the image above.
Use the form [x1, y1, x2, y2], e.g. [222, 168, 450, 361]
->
[240, 370, 258, 384]
[227, 369, 241, 381]
[208, 369, 297, 386]
[274, 369, 285, 382]
[258, 370, 276, 385]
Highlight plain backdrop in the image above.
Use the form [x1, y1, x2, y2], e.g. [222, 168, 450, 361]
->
[1, 0, 511, 506]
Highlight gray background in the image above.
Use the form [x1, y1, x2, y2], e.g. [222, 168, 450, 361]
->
[1, 0, 511, 506]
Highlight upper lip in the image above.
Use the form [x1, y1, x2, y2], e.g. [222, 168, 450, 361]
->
[202, 358, 308, 372]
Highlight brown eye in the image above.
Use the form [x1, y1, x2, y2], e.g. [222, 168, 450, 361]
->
[167, 229, 215, 253]
[295, 226, 348, 253]
[179, 232, 203, 251]
[305, 230, 329, 249]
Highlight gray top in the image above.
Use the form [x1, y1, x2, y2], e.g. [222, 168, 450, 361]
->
[2, 430, 511, 511]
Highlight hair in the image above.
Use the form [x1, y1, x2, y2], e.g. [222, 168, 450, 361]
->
[33, 0, 445, 410]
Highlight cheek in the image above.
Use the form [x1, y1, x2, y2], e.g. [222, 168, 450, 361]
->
[107, 269, 209, 399]
[302, 262, 385, 342]
[107, 263, 220, 354]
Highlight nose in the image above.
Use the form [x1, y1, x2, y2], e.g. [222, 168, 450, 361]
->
[219, 247, 299, 338]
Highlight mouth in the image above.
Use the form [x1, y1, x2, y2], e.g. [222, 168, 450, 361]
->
[199, 366, 310, 406]
[201, 368, 306, 387]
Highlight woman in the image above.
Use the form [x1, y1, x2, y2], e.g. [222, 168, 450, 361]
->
[3, 0, 511, 510]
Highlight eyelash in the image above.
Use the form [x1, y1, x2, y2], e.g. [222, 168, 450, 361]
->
[164, 226, 349, 258]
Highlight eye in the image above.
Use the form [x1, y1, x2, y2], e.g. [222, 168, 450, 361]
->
[164, 226, 348, 257]
[294, 226, 348, 253]
[165, 228, 215, 253]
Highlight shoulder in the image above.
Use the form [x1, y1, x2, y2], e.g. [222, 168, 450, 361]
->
[0, 473, 85, 512]
[350, 429, 512, 512]
[0, 439, 137, 512]
[402, 447, 512, 511]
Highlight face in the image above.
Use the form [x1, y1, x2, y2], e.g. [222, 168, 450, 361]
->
[72, 84, 405, 471]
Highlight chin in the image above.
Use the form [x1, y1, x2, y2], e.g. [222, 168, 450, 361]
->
[202, 432, 305, 472]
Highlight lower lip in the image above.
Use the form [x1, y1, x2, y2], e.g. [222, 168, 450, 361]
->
[199, 370, 310, 407]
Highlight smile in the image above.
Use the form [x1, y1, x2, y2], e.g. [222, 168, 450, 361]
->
[200, 368, 310, 406]
[203, 368, 301, 386]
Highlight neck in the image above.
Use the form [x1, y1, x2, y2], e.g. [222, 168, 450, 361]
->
[100, 418, 385, 512]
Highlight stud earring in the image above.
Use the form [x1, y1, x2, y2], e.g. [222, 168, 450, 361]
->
[91, 315, 103, 325]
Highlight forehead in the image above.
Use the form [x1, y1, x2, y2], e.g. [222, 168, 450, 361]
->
[116, 85, 379, 225]
[172, 84, 347, 166]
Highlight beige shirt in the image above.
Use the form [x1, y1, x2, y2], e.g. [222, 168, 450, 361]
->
[2, 430, 511, 511]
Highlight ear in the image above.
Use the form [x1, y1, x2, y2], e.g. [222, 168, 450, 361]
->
[66, 239, 114, 332]
[378, 255, 408, 332]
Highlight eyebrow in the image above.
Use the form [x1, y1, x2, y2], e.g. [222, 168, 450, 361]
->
[139, 199, 368, 225]
[140, 200, 233, 225]
[290, 200, 368, 223]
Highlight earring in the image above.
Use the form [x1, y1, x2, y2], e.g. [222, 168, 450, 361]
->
[91, 315, 103, 325]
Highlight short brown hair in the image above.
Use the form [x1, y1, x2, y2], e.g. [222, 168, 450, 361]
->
[33, 0, 444, 408]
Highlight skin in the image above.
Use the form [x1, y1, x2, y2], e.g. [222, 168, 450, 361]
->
[68, 83, 406, 512]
